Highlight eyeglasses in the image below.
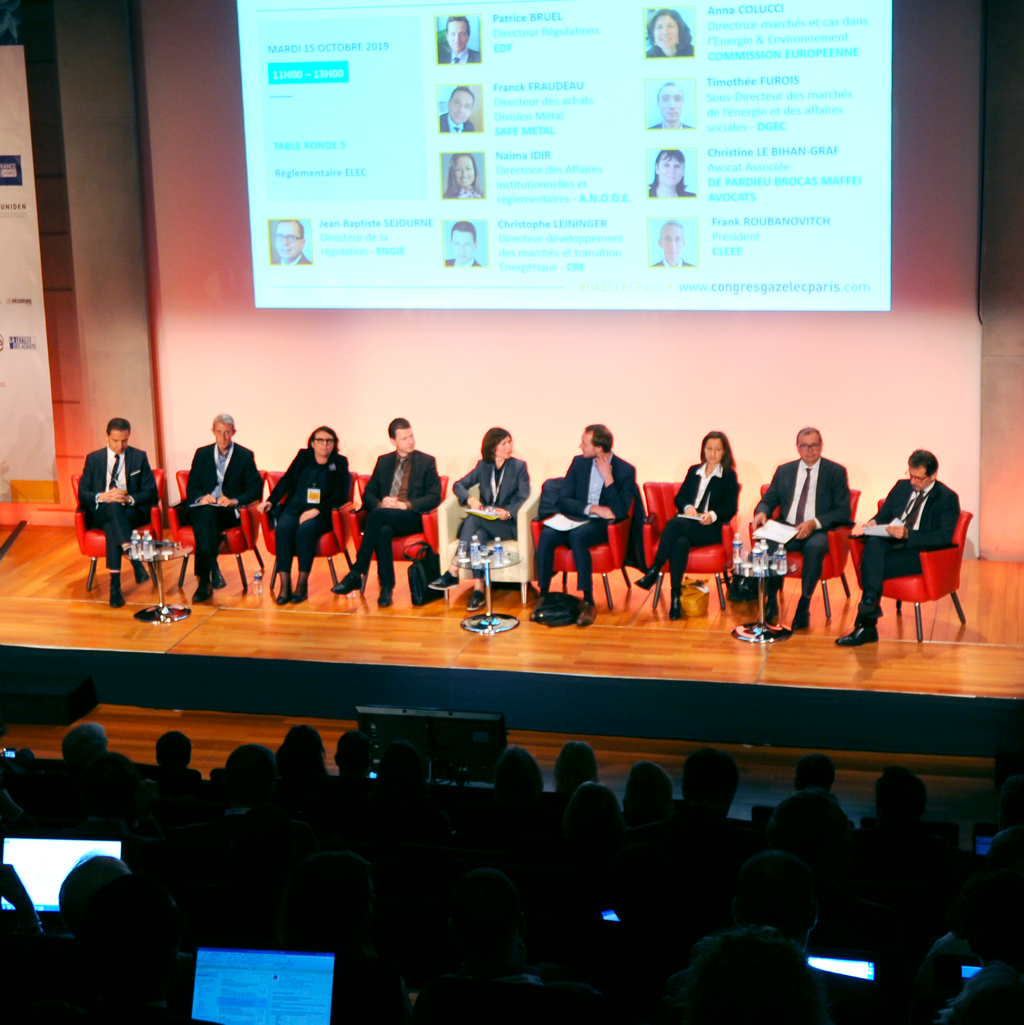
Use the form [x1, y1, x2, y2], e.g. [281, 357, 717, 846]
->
[275, 234, 302, 244]
[312, 437, 334, 445]
[906, 471, 930, 483]
[797, 442, 821, 451]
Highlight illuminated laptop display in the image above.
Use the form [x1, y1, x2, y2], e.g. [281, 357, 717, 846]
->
[1, 837, 122, 912]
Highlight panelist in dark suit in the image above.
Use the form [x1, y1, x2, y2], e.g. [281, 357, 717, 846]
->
[636, 432, 739, 620]
[753, 427, 851, 630]
[533, 424, 637, 627]
[260, 427, 350, 606]
[179, 414, 263, 603]
[838, 450, 960, 648]
[430, 427, 531, 611]
[437, 16, 481, 64]
[439, 86, 477, 133]
[78, 417, 158, 608]
[333, 418, 442, 608]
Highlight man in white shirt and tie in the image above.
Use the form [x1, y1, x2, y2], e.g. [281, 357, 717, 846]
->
[438, 16, 481, 64]
[439, 86, 477, 133]
[77, 418, 159, 607]
[753, 427, 852, 629]
[837, 450, 961, 647]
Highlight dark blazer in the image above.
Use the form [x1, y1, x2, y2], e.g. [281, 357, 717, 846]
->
[184, 443, 262, 507]
[557, 454, 637, 522]
[675, 465, 739, 523]
[453, 457, 531, 520]
[874, 479, 960, 550]
[267, 448, 350, 525]
[438, 45, 481, 63]
[439, 113, 476, 133]
[79, 445, 158, 524]
[362, 450, 442, 515]
[756, 456, 851, 530]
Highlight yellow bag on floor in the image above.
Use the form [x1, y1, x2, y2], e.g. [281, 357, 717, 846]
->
[680, 578, 710, 617]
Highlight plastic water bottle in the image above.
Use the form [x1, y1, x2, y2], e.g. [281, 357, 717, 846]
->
[776, 544, 788, 576]
[732, 536, 743, 572]
[130, 530, 141, 560]
[252, 568, 263, 595]
[492, 536, 504, 566]
[470, 534, 481, 569]
[142, 531, 154, 559]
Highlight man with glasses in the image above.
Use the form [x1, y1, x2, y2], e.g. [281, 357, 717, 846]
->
[753, 428, 852, 629]
[272, 219, 311, 265]
[178, 414, 262, 603]
[837, 450, 960, 647]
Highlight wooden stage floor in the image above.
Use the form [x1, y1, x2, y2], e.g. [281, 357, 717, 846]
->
[2, 525, 1022, 704]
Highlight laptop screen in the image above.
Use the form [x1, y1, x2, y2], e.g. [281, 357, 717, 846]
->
[807, 954, 876, 981]
[1, 836, 123, 912]
[192, 947, 335, 1024]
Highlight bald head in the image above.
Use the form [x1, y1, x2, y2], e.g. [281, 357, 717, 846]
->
[62, 722, 108, 773]
[59, 855, 131, 937]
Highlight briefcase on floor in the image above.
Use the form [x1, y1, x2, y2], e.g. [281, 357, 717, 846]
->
[405, 541, 442, 606]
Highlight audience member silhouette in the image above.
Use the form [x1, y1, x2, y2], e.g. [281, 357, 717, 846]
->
[58, 855, 131, 937]
[274, 725, 334, 834]
[369, 741, 451, 845]
[998, 774, 1024, 830]
[667, 925, 830, 1025]
[335, 730, 372, 779]
[795, 753, 836, 792]
[481, 745, 559, 845]
[155, 730, 191, 770]
[554, 740, 598, 794]
[942, 961, 1024, 1024]
[562, 782, 626, 865]
[628, 747, 766, 941]
[985, 825, 1024, 872]
[623, 760, 674, 827]
[152, 731, 202, 799]
[955, 869, 1024, 971]
[62, 722, 108, 774]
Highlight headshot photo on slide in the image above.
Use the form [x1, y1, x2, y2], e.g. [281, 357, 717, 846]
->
[438, 84, 483, 133]
[649, 217, 698, 268]
[268, 218, 313, 265]
[646, 79, 696, 130]
[443, 219, 488, 267]
[437, 14, 482, 65]
[441, 152, 486, 199]
[648, 148, 697, 199]
[644, 7, 696, 58]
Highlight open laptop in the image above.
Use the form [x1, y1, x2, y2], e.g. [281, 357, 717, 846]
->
[1, 836, 122, 912]
[192, 947, 335, 1025]
[807, 949, 877, 981]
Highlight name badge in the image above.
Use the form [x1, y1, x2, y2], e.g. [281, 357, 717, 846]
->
[307, 488, 321, 505]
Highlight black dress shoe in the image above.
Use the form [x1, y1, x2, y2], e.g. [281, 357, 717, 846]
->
[275, 578, 292, 605]
[635, 567, 660, 591]
[836, 622, 879, 647]
[290, 586, 308, 605]
[131, 559, 150, 585]
[467, 589, 486, 611]
[669, 594, 683, 620]
[332, 571, 362, 595]
[192, 579, 213, 603]
[211, 563, 227, 590]
[430, 571, 460, 591]
[791, 596, 812, 630]
[109, 576, 125, 608]
[377, 586, 393, 608]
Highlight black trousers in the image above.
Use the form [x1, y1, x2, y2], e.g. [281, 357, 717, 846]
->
[650, 517, 722, 591]
[90, 502, 150, 570]
[536, 520, 608, 601]
[182, 504, 239, 573]
[457, 515, 517, 579]
[767, 529, 830, 599]
[858, 536, 922, 606]
[275, 511, 332, 575]
[354, 507, 423, 587]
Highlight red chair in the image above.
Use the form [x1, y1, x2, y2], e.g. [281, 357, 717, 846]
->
[749, 486, 861, 619]
[167, 470, 265, 590]
[641, 482, 742, 611]
[530, 501, 634, 609]
[848, 503, 972, 641]
[345, 474, 449, 594]
[260, 470, 356, 592]
[72, 470, 165, 592]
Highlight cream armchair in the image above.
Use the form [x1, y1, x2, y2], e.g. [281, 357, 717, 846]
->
[436, 483, 542, 602]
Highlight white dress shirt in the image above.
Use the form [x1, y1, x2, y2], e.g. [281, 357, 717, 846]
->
[785, 459, 822, 529]
[900, 481, 936, 529]
[584, 459, 605, 516]
[692, 463, 723, 522]
[101, 446, 134, 506]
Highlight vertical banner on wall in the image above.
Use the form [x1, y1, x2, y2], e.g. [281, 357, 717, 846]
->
[0, 42, 58, 502]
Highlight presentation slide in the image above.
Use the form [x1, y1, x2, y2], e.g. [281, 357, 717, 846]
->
[236, 0, 892, 311]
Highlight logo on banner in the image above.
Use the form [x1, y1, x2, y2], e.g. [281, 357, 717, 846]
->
[0, 156, 23, 185]
[10, 336, 35, 350]
[6, 298, 32, 305]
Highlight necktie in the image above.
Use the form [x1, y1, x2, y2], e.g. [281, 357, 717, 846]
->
[903, 492, 923, 529]
[451, 55, 458, 64]
[389, 457, 407, 498]
[110, 454, 121, 490]
[794, 467, 811, 524]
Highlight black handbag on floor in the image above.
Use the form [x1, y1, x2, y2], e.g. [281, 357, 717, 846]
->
[533, 591, 583, 627]
[405, 541, 443, 606]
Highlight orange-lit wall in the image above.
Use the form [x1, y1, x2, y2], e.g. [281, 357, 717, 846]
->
[135, 0, 982, 549]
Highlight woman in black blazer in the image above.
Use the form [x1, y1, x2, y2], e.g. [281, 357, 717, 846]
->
[636, 431, 739, 619]
[260, 426, 350, 605]
[430, 427, 530, 611]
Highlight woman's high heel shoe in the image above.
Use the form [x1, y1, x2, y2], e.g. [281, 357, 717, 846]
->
[636, 567, 660, 591]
